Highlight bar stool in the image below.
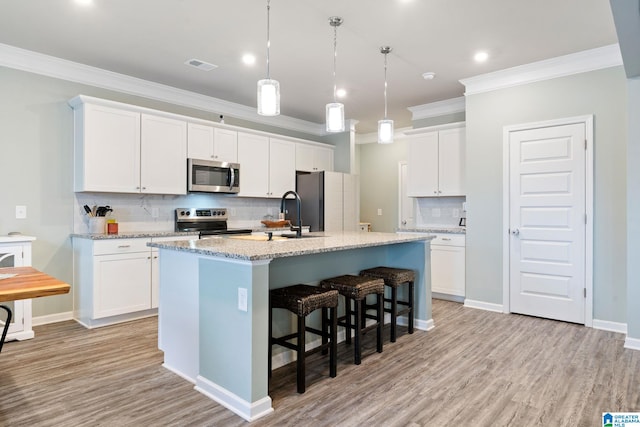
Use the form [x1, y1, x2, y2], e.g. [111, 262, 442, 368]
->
[269, 284, 339, 393]
[320, 275, 384, 365]
[360, 267, 415, 342]
[0, 305, 12, 353]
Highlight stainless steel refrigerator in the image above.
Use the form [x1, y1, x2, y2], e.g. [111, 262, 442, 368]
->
[286, 171, 359, 232]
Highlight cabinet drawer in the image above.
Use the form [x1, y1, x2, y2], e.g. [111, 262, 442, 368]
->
[93, 238, 150, 255]
[431, 234, 465, 247]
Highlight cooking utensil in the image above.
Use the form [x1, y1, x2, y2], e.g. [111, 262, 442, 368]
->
[83, 205, 93, 216]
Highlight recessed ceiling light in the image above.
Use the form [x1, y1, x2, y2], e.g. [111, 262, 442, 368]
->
[74, 0, 93, 6]
[184, 58, 218, 71]
[422, 72, 436, 80]
[474, 51, 489, 62]
[242, 53, 256, 66]
[336, 88, 347, 98]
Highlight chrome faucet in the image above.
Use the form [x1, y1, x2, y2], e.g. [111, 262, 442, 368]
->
[280, 190, 302, 238]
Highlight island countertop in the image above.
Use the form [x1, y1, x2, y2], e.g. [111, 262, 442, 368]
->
[148, 231, 434, 261]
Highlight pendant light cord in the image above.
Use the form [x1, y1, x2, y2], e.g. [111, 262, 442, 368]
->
[332, 23, 338, 103]
[266, 0, 271, 80]
[383, 51, 388, 119]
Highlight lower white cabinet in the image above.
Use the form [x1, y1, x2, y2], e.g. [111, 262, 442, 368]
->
[73, 235, 195, 328]
[0, 236, 36, 341]
[431, 234, 466, 299]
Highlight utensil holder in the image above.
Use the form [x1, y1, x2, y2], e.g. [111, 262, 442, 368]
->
[89, 217, 106, 234]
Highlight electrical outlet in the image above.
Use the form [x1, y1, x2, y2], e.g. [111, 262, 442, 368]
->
[15, 205, 27, 219]
[453, 208, 460, 218]
[151, 207, 159, 218]
[377, 208, 383, 216]
[238, 288, 248, 312]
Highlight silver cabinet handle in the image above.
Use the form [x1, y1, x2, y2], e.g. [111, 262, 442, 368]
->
[511, 228, 520, 236]
[442, 237, 451, 241]
[117, 245, 131, 248]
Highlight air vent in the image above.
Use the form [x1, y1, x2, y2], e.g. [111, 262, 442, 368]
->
[184, 58, 218, 71]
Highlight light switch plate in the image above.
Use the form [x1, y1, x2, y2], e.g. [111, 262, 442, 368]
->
[15, 205, 27, 219]
[238, 288, 248, 312]
[377, 208, 383, 216]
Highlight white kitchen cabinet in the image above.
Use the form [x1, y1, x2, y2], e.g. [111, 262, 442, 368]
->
[407, 126, 465, 197]
[140, 114, 187, 195]
[71, 97, 187, 195]
[73, 235, 197, 328]
[430, 233, 466, 299]
[187, 123, 237, 163]
[0, 236, 35, 341]
[237, 133, 295, 198]
[296, 143, 334, 172]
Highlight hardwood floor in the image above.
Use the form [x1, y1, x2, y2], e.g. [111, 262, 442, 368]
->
[1, 300, 638, 426]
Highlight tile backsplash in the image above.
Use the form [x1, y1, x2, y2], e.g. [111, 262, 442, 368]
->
[73, 193, 281, 233]
[414, 196, 466, 227]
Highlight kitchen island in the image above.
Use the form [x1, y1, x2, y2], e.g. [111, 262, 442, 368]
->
[149, 231, 434, 421]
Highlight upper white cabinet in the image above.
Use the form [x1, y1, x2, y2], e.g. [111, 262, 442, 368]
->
[72, 97, 187, 195]
[187, 123, 237, 163]
[296, 143, 334, 172]
[140, 114, 187, 195]
[407, 126, 465, 197]
[237, 133, 295, 198]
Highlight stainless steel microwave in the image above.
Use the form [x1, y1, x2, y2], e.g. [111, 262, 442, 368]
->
[187, 159, 240, 193]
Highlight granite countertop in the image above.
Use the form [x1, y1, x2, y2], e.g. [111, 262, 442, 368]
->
[148, 231, 435, 261]
[71, 231, 200, 240]
[398, 227, 466, 234]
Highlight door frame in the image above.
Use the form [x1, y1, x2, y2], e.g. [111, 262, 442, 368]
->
[502, 115, 594, 326]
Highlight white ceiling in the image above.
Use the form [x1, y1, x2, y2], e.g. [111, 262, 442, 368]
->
[0, 0, 619, 133]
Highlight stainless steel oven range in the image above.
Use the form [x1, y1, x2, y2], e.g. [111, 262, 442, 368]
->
[175, 208, 253, 239]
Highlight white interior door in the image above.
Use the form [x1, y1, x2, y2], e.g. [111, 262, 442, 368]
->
[509, 122, 586, 324]
[399, 162, 415, 228]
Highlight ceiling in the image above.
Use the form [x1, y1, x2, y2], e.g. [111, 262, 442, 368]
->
[0, 0, 619, 134]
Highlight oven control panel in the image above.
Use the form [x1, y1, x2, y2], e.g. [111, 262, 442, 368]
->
[175, 208, 228, 222]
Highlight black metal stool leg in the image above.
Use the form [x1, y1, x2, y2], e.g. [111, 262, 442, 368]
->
[0, 305, 12, 354]
[376, 293, 383, 353]
[408, 280, 415, 334]
[390, 286, 398, 342]
[297, 314, 306, 393]
[353, 298, 362, 365]
[329, 306, 337, 378]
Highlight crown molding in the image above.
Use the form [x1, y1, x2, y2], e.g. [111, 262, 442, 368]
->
[460, 44, 623, 95]
[0, 43, 326, 136]
[407, 96, 465, 120]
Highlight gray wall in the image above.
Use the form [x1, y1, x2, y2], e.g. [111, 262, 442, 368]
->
[357, 139, 408, 232]
[465, 66, 628, 322]
[0, 66, 325, 318]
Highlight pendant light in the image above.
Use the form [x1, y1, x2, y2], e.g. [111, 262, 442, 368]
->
[326, 16, 344, 133]
[378, 46, 394, 144]
[257, 0, 280, 116]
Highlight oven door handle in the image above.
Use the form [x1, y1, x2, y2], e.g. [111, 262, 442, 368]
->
[228, 167, 235, 191]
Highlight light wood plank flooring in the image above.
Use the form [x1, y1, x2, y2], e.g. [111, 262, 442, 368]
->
[1, 300, 638, 426]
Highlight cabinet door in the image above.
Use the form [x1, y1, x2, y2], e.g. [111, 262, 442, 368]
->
[315, 146, 334, 172]
[268, 138, 296, 198]
[438, 127, 465, 196]
[187, 123, 214, 160]
[407, 132, 438, 196]
[431, 245, 466, 297]
[140, 114, 187, 195]
[93, 252, 152, 318]
[237, 132, 270, 197]
[213, 128, 238, 163]
[0, 244, 27, 335]
[76, 104, 141, 193]
[295, 144, 315, 172]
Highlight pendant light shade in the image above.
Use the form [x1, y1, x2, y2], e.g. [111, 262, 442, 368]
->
[257, 0, 280, 116]
[378, 46, 394, 144]
[326, 16, 345, 132]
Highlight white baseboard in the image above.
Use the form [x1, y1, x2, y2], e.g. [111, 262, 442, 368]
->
[464, 299, 504, 313]
[162, 363, 196, 384]
[195, 375, 273, 422]
[32, 311, 74, 326]
[624, 337, 640, 351]
[592, 319, 627, 334]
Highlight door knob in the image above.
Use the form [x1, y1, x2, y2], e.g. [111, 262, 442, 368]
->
[511, 228, 520, 236]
